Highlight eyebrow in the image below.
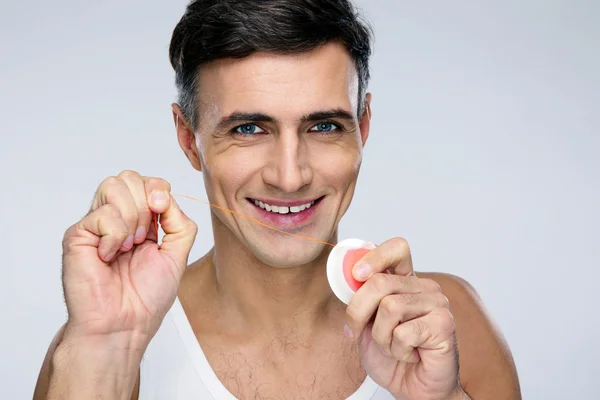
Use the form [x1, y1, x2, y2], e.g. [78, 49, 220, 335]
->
[215, 112, 275, 131]
[301, 109, 355, 123]
[215, 108, 356, 131]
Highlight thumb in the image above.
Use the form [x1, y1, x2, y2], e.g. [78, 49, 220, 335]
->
[148, 191, 197, 266]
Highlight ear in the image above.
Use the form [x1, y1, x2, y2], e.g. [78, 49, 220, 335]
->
[358, 92, 372, 147]
[172, 103, 202, 171]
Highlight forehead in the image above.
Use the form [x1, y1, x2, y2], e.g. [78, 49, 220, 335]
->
[196, 42, 359, 120]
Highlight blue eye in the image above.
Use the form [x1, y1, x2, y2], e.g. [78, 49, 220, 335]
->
[309, 122, 339, 133]
[234, 124, 265, 135]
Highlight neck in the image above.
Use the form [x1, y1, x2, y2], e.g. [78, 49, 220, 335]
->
[205, 212, 342, 335]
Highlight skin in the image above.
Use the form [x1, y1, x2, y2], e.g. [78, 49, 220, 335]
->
[33, 42, 521, 399]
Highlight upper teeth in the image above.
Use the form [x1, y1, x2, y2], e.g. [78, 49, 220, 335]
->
[252, 199, 315, 214]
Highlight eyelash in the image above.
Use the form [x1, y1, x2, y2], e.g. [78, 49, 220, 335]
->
[231, 121, 344, 136]
[309, 121, 344, 135]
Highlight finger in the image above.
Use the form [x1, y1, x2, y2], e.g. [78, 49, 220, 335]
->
[346, 274, 437, 339]
[390, 308, 456, 363]
[149, 213, 159, 242]
[91, 176, 139, 252]
[371, 292, 449, 357]
[141, 177, 172, 242]
[352, 237, 413, 282]
[154, 193, 198, 268]
[74, 204, 129, 262]
[118, 170, 152, 245]
[142, 177, 172, 215]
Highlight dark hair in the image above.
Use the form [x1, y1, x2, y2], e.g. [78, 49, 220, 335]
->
[169, 0, 373, 130]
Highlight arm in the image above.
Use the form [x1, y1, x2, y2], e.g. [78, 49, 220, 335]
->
[428, 273, 522, 399]
[33, 171, 195, 399]
[33, 324, 141, 400]
[33, 324, 66, 399]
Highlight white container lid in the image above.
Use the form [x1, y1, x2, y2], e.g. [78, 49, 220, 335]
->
[326, 238, 376, 304]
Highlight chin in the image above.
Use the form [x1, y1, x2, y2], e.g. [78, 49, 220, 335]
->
[248, 240, 328, 268]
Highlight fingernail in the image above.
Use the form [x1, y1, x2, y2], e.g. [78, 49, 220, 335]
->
[354, 263, 371, 280]
[105, 251, 115, 262]
[134, 226, 146, 243]
[122, 234, 134, 250]
[151, 190, 167, 206]
[344, 323, 354, 339]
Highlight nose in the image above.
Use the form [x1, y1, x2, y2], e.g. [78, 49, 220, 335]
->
[262, 131, 313, 193]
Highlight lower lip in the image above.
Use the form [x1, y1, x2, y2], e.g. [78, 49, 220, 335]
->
[247, 197, 323, 229]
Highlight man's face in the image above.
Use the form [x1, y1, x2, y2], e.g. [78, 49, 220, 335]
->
[178, 42, 371, 267]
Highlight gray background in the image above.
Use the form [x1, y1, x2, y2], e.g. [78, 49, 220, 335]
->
[1, 0, 598, 398]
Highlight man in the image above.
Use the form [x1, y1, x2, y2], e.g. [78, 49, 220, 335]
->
[33, 0, 521, 399]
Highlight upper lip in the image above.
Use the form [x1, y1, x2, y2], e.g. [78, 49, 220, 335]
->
[248, 196, 322, 207]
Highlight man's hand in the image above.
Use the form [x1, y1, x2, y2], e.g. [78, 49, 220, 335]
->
[345, 237, 469, 400]
[48, 170, 197, 399]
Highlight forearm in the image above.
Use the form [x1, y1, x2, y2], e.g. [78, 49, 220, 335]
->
[46, 336, 143, 400]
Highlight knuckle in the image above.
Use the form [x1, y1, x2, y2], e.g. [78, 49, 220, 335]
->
[436, 292, 450, 308]
[438, 308, 456, 332]
[368, 273, 389, 293]
[392, 325, 406, 343]
[423, 278, 442, 292]
[97, 176, 125, 204]
[390, 236, 410, 252]
[118, 169, 141, 181]
[100, 175, 121, 189]
[380, 295, 398, 314]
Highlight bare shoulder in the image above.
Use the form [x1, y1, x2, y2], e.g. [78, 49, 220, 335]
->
[418, 272, 522, 399]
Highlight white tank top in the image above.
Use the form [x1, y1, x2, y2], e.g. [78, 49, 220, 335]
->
[139, 297, 395, 399]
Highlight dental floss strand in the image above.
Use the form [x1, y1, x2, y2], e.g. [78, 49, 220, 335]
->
[159, 194, 374, 303]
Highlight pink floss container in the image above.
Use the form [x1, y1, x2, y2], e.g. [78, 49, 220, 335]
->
[327, 238, 376, 304]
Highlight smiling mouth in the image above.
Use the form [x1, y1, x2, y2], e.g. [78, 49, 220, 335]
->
[246, 196, 324, 215]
